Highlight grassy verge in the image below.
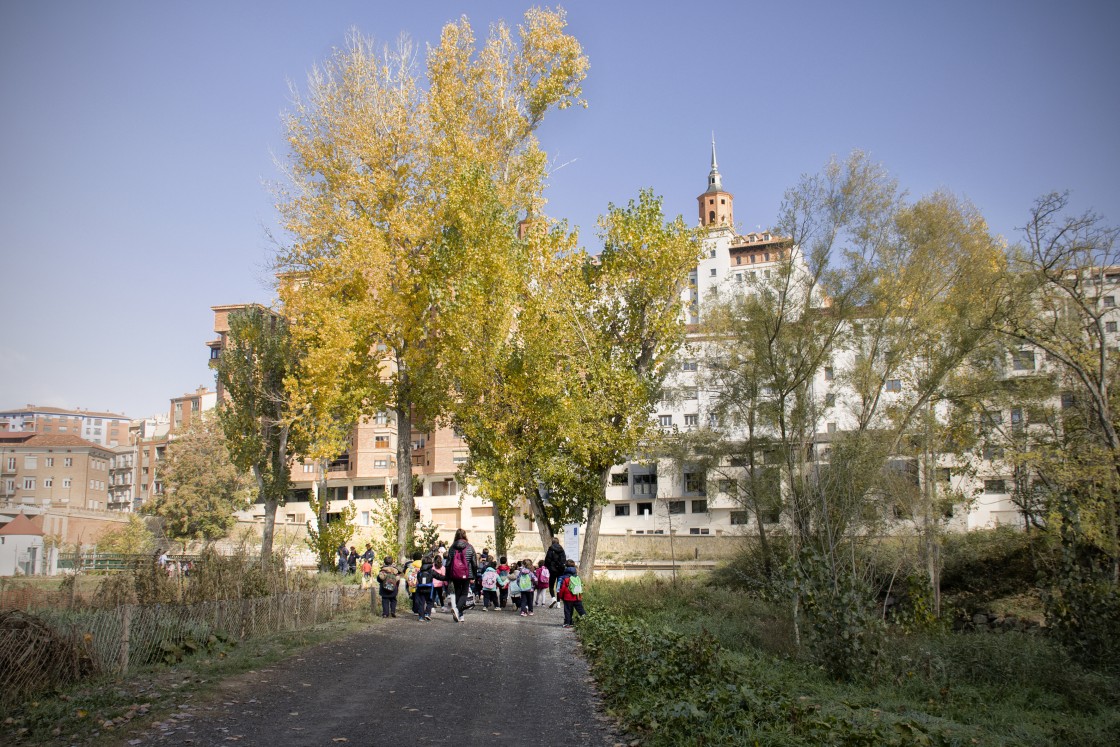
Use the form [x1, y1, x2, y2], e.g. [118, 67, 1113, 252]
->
[577, 577, 1120, 746]
[0, 607, 372, 745]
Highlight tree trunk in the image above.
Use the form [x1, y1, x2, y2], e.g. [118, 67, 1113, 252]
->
[252, 465, 277, 566]
[578, 467, 612, 578]
[261, 497, 278, 565]
[527, 483, 554, 552]
[754, 508, 772, 577]
[492, 502, 507, 558]
[395, 400, 414, 565]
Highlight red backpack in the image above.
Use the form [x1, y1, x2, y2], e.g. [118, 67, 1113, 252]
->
[451, 547, 470, 579]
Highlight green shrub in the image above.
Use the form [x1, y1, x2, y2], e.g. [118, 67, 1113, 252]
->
[939, 528, 1039, 600]
[579, 609, 965, 746]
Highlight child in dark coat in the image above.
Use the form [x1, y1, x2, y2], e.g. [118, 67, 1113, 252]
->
[414, 554, 445, 621]
[376, 557, 400, 618]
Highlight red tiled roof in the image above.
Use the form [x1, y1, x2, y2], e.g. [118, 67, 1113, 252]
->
[0, 513, 44, 537]
[0, 433, 109, 451]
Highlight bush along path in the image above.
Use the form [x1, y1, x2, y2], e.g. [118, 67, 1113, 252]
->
[124, 601, 619, 747]
[576, 581, 1120, 747]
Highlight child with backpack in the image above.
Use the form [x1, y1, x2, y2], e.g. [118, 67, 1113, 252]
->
[496, 556, 511, 610]
[534, 559, 550, 607]
[515, 559, 536, 616]
[414, 554, 443, 621]
[431, 553, 446, 611]
[556, 559, 585, 628]
[405, 551, 423, 616]
[376, 557, 400, 618]
[480, 561, 500, 610]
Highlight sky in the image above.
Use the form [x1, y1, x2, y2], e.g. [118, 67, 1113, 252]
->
[1, 1, 1117, 420]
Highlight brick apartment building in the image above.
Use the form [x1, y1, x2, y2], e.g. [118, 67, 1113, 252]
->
[0, 433, 114, 510]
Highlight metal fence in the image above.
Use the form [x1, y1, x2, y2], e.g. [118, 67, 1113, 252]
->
[0, 587, 364, 703]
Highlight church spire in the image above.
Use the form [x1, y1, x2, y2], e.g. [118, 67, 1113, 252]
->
[697, 134, 733, 229]
[706, 133, 723, 193]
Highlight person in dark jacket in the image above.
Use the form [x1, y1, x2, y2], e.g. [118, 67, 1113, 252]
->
[444, 529, 478, 623]
[544, 536, 566, 607]
[376, 557, 400, 618]
[414, 554, 445, 621]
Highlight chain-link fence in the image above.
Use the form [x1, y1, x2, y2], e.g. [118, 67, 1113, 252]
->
[0, 587, 366, 703]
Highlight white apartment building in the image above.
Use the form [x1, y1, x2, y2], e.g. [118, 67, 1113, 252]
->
[0, 406, 130, 448]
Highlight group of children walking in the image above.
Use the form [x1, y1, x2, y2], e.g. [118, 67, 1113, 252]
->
[371, 532, 586, 629]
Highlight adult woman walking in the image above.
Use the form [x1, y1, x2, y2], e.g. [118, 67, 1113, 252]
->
[445, 529, 478, 622]
[544, 536, 566, 607]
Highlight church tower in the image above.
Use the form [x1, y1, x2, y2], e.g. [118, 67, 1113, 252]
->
[697, 137, 734, 229]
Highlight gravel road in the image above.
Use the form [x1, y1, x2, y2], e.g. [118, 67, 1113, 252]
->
[128, 599, 619, 747]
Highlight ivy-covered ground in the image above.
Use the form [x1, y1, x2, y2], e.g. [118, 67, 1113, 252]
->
[576, 578, 1120, 746]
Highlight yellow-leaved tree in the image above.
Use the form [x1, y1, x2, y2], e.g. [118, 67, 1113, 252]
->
[274, 9, 587, 563]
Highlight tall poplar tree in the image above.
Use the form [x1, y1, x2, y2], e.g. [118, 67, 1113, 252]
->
[215, 306, 298, 564]
[562, 190, 701, 576]
[274, 9, 587, 563]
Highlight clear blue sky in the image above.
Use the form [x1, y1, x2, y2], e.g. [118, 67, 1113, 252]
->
[1, 1, 1117, 419]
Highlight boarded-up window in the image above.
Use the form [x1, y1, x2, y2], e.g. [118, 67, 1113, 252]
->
[430, 508, 459, 528]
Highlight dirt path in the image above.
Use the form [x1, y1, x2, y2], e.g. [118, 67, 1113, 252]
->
[126, 599, 618, 746]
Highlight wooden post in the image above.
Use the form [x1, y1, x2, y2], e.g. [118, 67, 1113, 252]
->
[119, 605, 132, 675]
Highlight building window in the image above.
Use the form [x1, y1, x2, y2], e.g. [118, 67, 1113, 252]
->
[611, 470, 629, 486]
[984, 479, 1007, 493]
[63, 478, 71, 488]
[684, 414, 699, 428]
[885, 379, 902, 392]
[1012, 349, 1036, 370]
[682, 360, 698, 372]
[658, 414, 673, 428]
[667, 500, 685, 515]
[709, 249, 716, 258]
[1108, 321, 1118, 333]
[44, 477, 53, 488]
[1011, 407, 1025, 435]
[5, 457, 13, 471]
[636, 502, 653, 516]
[684, 472, 705, 495]
[615, 503, 631, 517]
[24, 456, 37, 469]
[191, 399, 200, 412]
[981, 411, 1003, 429]
[691, 499, 708, 513]
[374, 459, 389, 469]
[375, 436, 390, 449]
[730, 510, 750, 525]
[824, 393, 835, 407]
[709, 268, 717, 277]
[64, 457, 73, 467]
[827, 422, 838, 433]
[45, 457, 54, 467]
[1105, 296, 1116, 307]
[689, 527, 710, 535]
[632, 473, 657, 496]
[23, 478, 35, 490]
[735, 255, 741, 265]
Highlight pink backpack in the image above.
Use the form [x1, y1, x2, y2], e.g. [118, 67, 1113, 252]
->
[536, 566, 550, 589]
